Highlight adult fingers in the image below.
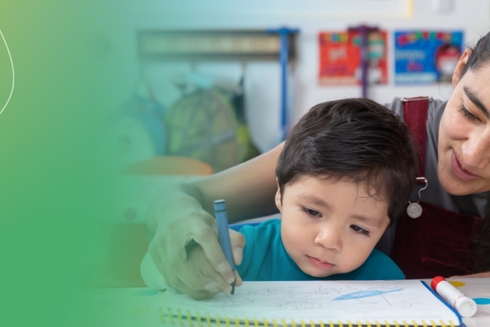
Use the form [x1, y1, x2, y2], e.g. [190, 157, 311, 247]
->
[451, 271, 490, 278]
[192, 223, 238, 291]
[197, 252, 242, 292]
[151, 240, 221, 296]
[148, 216, 217, 293]
[179, 216, 235, 294]
[190, 244, 233, 294]
[170, 276, 214, 300]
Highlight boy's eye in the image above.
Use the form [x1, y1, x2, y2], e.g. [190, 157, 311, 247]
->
[302, 207, 322, 217]
[350, 225, 370, 236]
[459, 106, 480, 122]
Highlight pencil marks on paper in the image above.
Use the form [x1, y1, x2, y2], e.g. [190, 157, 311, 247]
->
[168, 281, 427, 321]
[333, 288, 403, 301]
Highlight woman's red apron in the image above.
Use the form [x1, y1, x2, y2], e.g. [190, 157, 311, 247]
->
[390, 97, 484, 279]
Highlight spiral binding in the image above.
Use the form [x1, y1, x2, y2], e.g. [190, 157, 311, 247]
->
[158, 308, 457, 327]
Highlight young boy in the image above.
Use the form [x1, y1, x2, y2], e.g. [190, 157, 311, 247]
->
[141, 98, 419, 293]
[235, 98, 419, 281]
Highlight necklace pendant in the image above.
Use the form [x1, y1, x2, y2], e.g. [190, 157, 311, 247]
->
[407, 202, 422, 218]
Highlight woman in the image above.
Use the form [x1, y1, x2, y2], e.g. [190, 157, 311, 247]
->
[146, 32, 490, 299]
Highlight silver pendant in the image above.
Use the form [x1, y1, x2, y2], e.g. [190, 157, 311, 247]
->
[407, 202, 422, 218]
[406, 177, 428, 219]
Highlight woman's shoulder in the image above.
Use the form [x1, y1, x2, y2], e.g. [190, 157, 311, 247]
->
[384, 97, 447, 121]
[429, 98, 447, 112]
[383, 97, 404, 117]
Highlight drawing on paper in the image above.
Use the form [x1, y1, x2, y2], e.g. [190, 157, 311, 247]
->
[333, 288, 404, 301]
[162, 281, 458, 323]
[168, 282, 422, 318]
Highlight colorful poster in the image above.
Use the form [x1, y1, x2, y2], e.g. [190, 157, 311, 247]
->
[318, 30, 388, 85]
[394, 30, 463, 84]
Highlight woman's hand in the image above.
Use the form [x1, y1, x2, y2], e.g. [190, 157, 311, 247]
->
[177, 236, 244, 299]
[146, 144, 283, 298]
[452, 271, 490, 278]
[147, 191, 245, 299]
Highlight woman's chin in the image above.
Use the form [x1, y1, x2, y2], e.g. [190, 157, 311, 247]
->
[439, 168, 478, 196]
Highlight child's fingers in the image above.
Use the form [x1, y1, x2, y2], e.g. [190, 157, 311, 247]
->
[229, 229, 246, 265]
[234, 271, 243, 287]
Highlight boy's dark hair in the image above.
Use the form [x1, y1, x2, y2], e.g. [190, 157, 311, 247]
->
[276, 98, 419, 224]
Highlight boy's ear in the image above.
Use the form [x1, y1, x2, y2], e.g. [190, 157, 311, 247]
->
[452, 48, 472, 87]
[274, 178, 283, 212]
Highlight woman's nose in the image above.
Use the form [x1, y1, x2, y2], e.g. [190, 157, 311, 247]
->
[314, 228, 341, 252]
[462, 130, 490, 169]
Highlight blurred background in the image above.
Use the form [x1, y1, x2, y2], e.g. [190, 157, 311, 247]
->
[84, 0, 490, 289]
[94, 0, 490, 169]
[1, 1, 489, 325]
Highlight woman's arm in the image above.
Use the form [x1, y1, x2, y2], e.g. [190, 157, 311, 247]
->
[146, 143, 283, 298]
[451, 271, 490, 278]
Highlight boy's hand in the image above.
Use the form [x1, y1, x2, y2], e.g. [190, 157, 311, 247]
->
[148, 212, 245, 299]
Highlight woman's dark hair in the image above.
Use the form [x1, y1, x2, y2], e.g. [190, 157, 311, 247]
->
[460, 31, 490, 77]
[459, 32, 490, 273]
[276, 98, 420, 224]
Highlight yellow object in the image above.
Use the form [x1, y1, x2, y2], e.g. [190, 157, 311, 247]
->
[448, 281, 466, 288]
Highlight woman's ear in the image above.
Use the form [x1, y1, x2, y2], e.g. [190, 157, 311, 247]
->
[275, 178, 283, 212]
[452, 48, 472, 87]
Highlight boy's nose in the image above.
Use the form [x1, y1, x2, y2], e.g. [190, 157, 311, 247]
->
[313, 229, 341, 252]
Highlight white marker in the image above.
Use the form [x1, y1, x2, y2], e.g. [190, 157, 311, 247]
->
[431, 276, 477, 318]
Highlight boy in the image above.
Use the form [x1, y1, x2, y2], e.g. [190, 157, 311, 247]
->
[235, 98, 419, 281]
[141, 98, 419, 294]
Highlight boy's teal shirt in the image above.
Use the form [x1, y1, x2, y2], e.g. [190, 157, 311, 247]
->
[236, 219, 405, 281]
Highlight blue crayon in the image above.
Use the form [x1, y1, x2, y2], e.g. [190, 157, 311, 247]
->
[214, 199, 235, 294]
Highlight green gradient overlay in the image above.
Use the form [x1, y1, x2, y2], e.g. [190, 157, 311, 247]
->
[0, 1, 134, 326]
[0, 1, 238, 326]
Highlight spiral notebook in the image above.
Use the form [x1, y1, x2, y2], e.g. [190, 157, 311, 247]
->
[155, 280, 461, 327]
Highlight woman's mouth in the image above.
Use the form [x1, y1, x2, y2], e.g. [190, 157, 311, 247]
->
[451, 152, 479, 182]
[306, 256, 335, 269]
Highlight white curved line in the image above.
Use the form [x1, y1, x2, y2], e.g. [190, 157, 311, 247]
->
[0, 29, 14, 115]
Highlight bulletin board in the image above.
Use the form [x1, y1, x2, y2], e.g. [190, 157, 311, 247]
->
[394, 30, 464, 85]
[318, 30, 388, 85]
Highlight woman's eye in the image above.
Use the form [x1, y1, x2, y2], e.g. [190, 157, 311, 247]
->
[459, 106, 480, 122]
[351, 225, 370, 236]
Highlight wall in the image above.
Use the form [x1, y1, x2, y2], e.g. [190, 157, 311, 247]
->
[93, 0, 490, 153]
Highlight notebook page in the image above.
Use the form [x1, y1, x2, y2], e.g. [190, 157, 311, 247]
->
[155, 280, 460, 326]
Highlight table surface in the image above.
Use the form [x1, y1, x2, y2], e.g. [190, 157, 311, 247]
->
[73, 278, 489, 327]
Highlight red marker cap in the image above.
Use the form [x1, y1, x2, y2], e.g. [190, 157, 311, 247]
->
[431, 276, 446, 290]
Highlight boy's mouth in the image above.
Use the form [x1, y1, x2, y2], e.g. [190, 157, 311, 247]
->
[306, 255, 335, 269]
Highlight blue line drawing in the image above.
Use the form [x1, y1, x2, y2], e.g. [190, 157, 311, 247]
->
[333, 288, 404, 301]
